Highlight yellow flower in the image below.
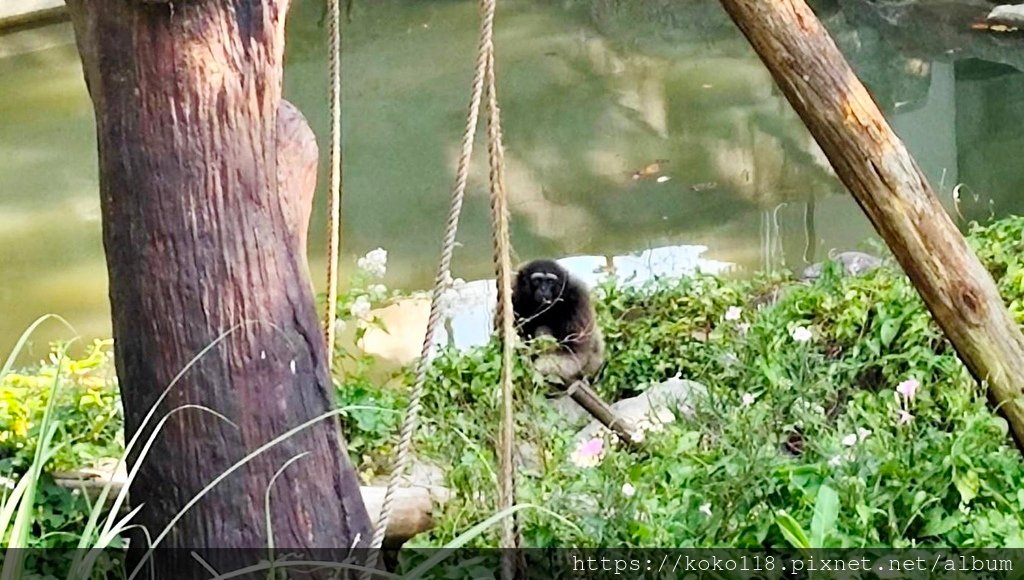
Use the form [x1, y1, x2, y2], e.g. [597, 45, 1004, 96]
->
[12, 418, 29, 438]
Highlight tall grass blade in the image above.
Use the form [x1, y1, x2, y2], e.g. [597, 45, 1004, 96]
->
[2, 344, 72, 580]
[128, 407, 350, 580]
[0, 314, 75, 380]
[70, 405, 234, 579]
[74, 322, 254, 562]
[265, 452, 310, 567]
[404, 504, 579, 578]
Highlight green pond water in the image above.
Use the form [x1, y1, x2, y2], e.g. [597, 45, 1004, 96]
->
[2, 0, 1024, 354]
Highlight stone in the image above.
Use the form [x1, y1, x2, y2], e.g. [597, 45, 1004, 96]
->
[574, 377, 707, 441]
[546, 392, 592, 424]
[988, 4, 1024, 25]
[399, 456, 446, 492]
[799, 251, 883, 282]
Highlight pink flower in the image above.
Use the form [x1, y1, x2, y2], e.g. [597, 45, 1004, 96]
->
[580, 438, 603, 455]
[896, 378, 920, 400]
[570, 437, 605, 468]
[898, 410, 914, 425]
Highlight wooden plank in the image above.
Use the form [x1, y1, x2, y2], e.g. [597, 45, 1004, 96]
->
[54, 475, 449, 543]
[0, 0, 66, 30]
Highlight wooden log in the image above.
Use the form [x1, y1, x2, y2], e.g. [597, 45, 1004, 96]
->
[567, 380, 638, 445]
[717, 0, 1024, 448]
[53, 474, 448, 544]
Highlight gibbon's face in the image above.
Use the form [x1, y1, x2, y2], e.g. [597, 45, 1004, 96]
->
[529, 269, 566, 305]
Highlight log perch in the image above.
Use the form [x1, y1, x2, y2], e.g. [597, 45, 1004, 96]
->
[53, 474, 448, 544]
[567, 380, 638, 445]
[717, 0, 1024, 448]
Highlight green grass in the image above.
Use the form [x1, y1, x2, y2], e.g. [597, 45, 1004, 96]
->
[402, 216, 1024, 549]
[7, 217, 1024, 575]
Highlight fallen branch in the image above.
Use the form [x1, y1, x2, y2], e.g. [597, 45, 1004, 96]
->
[53, 473, 449, 543]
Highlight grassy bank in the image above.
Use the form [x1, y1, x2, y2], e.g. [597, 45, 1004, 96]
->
[5, 217, 1024, 574]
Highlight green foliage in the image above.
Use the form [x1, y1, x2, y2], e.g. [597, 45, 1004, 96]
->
[403, 216, 1024, 549]
[0, 332, 125, 579]
[11, 217, 1024, 562]
[0, 339, 122, 476]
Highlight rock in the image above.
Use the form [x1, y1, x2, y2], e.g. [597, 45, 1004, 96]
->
[400, 456, 446, 491]
[799, 251, 883, 282]
[546, 392, 592, 424]
[575, 377, 707, 441]
[748, 283, 796, 310]
[516, 440, 543, 472]
[988, 4, 1024, 25]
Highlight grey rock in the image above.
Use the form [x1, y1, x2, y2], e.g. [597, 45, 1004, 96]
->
[988, 4, 1024, 24]
[546, 392, 592, 424]
[799, 251, 883, 282]
[516, 440, 542, 472]
[401, 457, 446, 490]
[575, 377, 707, 441]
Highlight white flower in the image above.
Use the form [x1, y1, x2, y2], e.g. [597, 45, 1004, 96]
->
[737, 323, 751, 335]
[630, 429, 646, 443]
[621, 483, 636, 497]
[790, 326, 813, 343]
[0, 476, 15, 491]
[724, 306, 743, 321]
[898, 410, 914, 425]
[333, 318, 347, 335]
[368, 283, 388, 297]
[841, 433, 858, 446]
[828, 455, 843, 467]
[349, 295, 372, 319]
[856, 427, 872, 441]
[699, 503, 712, 517]
[357, 248, 388, 278]
[655, 409, 675, 425]
[742, 393, 756, 406]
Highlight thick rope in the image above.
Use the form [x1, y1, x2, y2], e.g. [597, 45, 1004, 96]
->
[367, 0, 499, 559]
[324, 0, 343, 358]
[484, 36, 524, 574]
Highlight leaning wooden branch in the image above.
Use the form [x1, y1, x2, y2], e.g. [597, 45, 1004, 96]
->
[567, 380, 639, 445]
[717, 0, 1024, 449]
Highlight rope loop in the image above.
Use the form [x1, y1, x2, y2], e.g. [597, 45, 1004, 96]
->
[368, 0, 522, 565]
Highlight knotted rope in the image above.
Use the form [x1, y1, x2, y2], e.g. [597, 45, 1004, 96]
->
[368, 0, 521, 570]
[483, 28, 522, 564]
[324, 0, 344, 357]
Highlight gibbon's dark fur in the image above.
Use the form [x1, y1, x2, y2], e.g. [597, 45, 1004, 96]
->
[511, 259, 604, 385]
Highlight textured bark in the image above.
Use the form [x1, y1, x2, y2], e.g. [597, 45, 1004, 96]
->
[718, 0, 1024, 449]
[66, 0, 371, 576]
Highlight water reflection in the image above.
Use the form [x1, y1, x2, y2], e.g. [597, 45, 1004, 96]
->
[2, 0, 1024, 353]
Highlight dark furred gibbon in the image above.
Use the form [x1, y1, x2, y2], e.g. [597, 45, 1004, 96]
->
[511, 259, 604, 385]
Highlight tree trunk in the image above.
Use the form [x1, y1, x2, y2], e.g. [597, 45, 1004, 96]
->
[66, 1, 372, 576]
[717, 0, 1024, 448]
